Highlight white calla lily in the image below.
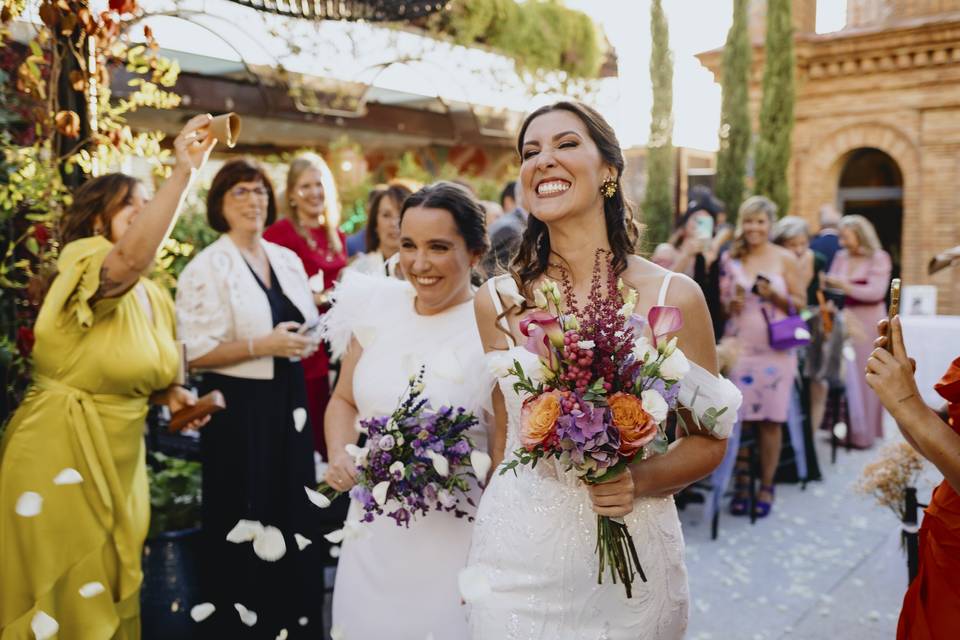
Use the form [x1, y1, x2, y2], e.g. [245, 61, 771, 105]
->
[470, 450, 492, 480]
[292, 408, 307, 433]
[190, 603, 216, 622]
[372, 480, 390, 505]
[15, 491, 42, 517]
[234, 603, 257, 627]
[53, 468, 83, 485]
[426, 450, 450, 477]
[252, 525, 286, 562]
[304, 486, 332, 509]
[30, 611, 58, 640]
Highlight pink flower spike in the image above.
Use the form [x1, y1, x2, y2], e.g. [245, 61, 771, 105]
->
[647, 305, 683, 347]
[519, 311, 564, 348]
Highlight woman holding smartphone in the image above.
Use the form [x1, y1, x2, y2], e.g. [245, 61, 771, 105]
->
[176, 158, 324, 637]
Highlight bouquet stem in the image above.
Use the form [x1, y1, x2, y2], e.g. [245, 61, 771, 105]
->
[596, 514, 646, 598]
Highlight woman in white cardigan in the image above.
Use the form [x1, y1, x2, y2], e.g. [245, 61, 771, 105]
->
[176, 158, 324, 639]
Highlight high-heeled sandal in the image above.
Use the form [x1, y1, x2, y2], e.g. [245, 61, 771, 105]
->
[729, 470, 751, 516]
[754, 484, 775, 518]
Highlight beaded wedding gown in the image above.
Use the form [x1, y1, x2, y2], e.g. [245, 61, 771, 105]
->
[464, 274, 742, 640]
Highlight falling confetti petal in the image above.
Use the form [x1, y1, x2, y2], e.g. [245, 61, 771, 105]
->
[53, 468, 83, 485]
[458, 566, 492, 603]
[294, 533, 312, 551]
[276, 629, 289, 640]
[329, 545, 341, 558]
[15, 492, 42, 517]
[298, 616, 309, 626]
[226, 520, 264, 543]
[833, 421, 848, 440]
[190, 603, 216, 622]
[293, 408, 307, 433]
[78, 582, 105, 598]
[324, 528, 345, 544]
[330, 626, 345, 640]
[252, 525, 287, 562]
[234, 603, 258, 627]
[31, 611, 58, 640]
[305, 486, 331, 509]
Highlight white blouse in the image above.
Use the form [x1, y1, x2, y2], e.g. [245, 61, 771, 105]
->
[176, 234, 319, 380]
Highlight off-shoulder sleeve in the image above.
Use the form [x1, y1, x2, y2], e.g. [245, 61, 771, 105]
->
[320, 269, 412, 360]
[175, 252, 232, 361]
[49, 236, 125, 330]
[677, 362, 743, 439]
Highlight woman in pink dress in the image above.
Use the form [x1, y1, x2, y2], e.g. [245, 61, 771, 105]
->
[722, 196, 805, 517]
[264, 153, 347, 458]
[823, 214, 892, 448]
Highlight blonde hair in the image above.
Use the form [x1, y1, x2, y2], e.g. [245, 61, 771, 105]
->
[772, 215, 810, 246]
[730, 195, 777, 259]
[838, 214, 882, 257]
[283, 152, 343, 254]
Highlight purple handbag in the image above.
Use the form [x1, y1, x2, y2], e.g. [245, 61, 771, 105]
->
[761, 304, 811, 351]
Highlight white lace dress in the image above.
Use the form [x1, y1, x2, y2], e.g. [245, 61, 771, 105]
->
[322, 271, 488, 640]
[465, 275, 742, 640]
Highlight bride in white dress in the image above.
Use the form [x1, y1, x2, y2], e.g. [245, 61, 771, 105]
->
[465, 102, 742, 639]
[322, 183, 490, 639]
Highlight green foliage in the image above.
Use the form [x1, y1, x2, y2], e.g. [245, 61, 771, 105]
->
[147, 452, 202, 537]
[715, 0, 751, 223]
[755, 0, 795, 216]
[642, 0, 674, 246]
[154, 185, 219, 291]
[428, 0, 605, 81]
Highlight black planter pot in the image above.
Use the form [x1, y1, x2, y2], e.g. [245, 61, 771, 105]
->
[141, 527, 201, 640]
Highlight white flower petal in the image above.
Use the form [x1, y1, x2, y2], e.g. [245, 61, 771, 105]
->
[78, 581, 105, 598]
[833, 422, 848, 440]
[324, 528, 346, 544]
[485, 351, 514, 378]
[252, 525, 286, 562]
[329, 545, 341, 558]
[577, 340, 595, 349]
[30, 611, 58, 640]
[458, 566, 492, 603]
[190, 602, 216, 622]
[298, 616, 309, 626]
[641, 389, 669, 424]
[470, 450, 492, 480]
[372, 480, 390, 505]
[308, 273, 325, 293]
[293, 407, 307, 433]
[226, 519, 264, 543]
[426, 451, 450, 477]
[53, 468, 83, 485]
[659, 347, 691, 381]
[344, 443, 369, 468]
[234, 603, 258, 627]
[15, 491, 42, 517]
[389, 460, 405, 476]
[304, 486, 331, 509]
[294, 533, 312, 551]
[494, 276, 524, 307]
[330, 625, 346, 640]
[276, 629, 289, 640]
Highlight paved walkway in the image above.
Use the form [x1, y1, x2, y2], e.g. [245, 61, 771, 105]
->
[680, 432, 937, 640]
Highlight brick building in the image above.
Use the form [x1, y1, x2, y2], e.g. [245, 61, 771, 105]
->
[698, 0, 960, 314]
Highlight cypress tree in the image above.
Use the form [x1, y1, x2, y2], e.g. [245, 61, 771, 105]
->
[715, 0, 751, 223]
[755, 0, 795, 216]
[643, 0, 674, 246]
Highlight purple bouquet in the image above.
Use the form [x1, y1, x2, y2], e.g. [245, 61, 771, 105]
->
[309, 368, 491, 528]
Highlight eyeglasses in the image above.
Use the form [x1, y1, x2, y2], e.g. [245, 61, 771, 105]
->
[229, 185, 270, 200]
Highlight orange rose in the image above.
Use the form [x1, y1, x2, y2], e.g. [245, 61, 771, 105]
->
[608, 392, 657, 457]
[520, 391, 562, 450]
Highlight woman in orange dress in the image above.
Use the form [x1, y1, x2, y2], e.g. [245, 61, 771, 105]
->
[866, 315, 960, 640]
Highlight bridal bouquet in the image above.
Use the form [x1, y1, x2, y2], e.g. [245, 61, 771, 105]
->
[498, 271, 727, 598]
[309, 368, 492, 528]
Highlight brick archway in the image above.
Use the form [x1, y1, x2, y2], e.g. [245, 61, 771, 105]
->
[795, 120, 922, 281]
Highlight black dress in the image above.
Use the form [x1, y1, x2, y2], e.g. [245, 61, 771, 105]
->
[196, 261, 323, 638]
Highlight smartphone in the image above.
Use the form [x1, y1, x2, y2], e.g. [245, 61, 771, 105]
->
[885, 278, 901, 352]
[694, 215, 714, 241]
[751, 274, 770, 296]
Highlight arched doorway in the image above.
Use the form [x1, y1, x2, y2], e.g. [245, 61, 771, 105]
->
[837, 148, 903, 274]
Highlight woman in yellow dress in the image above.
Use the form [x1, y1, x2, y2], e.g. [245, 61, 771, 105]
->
[0, 114, 215, 639]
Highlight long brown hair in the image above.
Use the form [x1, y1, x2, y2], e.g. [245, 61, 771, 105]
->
[366, 182, 413, 252]
[59, 173, 141, 246]
[509, 101, 640, 302]
[282, 153, 342, 254]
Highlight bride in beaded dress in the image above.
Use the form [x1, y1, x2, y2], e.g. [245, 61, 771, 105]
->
[463, 102, 742, 640]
